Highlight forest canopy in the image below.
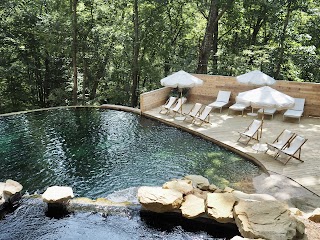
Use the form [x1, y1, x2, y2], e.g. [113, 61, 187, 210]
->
[0, 0, 319, 113]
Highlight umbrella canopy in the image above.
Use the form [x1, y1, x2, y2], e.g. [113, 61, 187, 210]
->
[160, 70, 203, 88]
[236, 86, 294, 110]
[236, 70, 276, 86]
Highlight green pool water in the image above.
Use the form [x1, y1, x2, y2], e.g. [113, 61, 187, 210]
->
[0, 108, 262, 198]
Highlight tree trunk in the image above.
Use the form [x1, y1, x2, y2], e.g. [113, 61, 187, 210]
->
[274, 0, 292, 79]
[131, 0, 140, 107]
[72, 0, 78, 105]
[82, 57, 88, 105]
[196, 0, 232, 74]
[196, 0, 217, 74]
[211, 5, 218, 74]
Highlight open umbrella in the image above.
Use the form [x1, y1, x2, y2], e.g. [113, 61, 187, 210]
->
[236, 70, 276, 86]
[236, 70, 276, 116]
[160, 70, 203, 120]
[236, 86, 295, 139]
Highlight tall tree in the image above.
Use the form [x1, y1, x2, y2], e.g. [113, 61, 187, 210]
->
[72, 0, 78, 104]
[131, 0, 140, 107]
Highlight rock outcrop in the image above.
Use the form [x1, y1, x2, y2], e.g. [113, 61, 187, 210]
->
[180, 194, 205, 218]
[307, 208, 320, 223]
[137, 175, 308, 240]
[0, 179, 23, 208]
[184, 175, 210, 190]
[42, 186, 74, 204]
[233, 200, 304, 240]
[162, 179, 193, 195]
[138, 186, 183, 213]
[206, 192, 236, 223]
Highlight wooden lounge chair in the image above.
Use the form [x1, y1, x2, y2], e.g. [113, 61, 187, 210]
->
[258, 108, 277, 119]
[159, 96, 177, 114]
[184, 103, 203, 123]
[193, 106, 213, 126]
[265, 129, 295, 156]
[283, 98, 305, 123]
[168, 97, 187, 117]
[208, 90, 231, 113]
[228, 102, 250, 116]
[275, 135, 308, 164]
[237, 119, 262, 145]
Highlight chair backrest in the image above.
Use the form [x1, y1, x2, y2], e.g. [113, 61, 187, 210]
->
[189, 103, 202, 117]
[246, 120, 262, 136]
[216, 91, 231, 103]
[172, 97, 186, 111]
[199, 106, 212, 120]
[165, 97, 177, 108]
[287, 135, 306, 152]
[292, 98, 305, 111]
[276, 129, 294, 147]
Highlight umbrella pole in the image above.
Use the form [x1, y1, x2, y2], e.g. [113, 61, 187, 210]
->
[260, 108, 265, 139]
[180, 88, 183, 117]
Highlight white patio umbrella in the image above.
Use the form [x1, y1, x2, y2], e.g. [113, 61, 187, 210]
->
[160, 70, 203, 120]
[236, 86, 295, 139]
[236, 70, 276, 86]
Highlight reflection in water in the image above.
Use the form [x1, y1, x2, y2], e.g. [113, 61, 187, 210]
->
[0, 108, 262, 199]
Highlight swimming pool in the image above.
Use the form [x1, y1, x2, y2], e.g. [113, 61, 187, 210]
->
[0, 107, 262, 198]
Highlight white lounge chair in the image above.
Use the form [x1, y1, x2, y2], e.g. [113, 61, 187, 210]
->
[228, 102, 250, 116]
[168, 97, 187, 116]
[237, 119, 262, 145]
[184, 103, 203, 123]
[159, 96, 177, 114]
[265, 129, 295, 156]
[258, 108, 277, 119]
[208, 90, 231, 113]
[275, 135, 308, 164]
[283, 98, 305, 123]
[193, 106, 213, 126]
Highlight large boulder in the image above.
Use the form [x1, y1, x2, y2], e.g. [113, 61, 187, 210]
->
[0, 182, 5, 209]
[232, 190, 277, 202]
[307, 208, 320, 223]
[42, 186, 74, 204]
[180, 194, 205, 219]
[184, 175, 210, 190]
[2, 179, 23, 201]
[162, 179, 193, 195]
[138, 186, 183, 213]
[206, 192, 236, 223]
[233, 200, 305, 240]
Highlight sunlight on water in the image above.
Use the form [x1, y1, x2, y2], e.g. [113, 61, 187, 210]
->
[0, 108, 262, 198]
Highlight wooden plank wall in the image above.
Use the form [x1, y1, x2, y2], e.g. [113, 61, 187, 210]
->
[140, 87, 171, 112]
[140, 74, 320, 117]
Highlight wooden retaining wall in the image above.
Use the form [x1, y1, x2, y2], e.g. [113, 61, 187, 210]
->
[140, 74, 320, 117]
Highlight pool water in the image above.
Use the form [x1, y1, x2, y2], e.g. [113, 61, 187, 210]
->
[0, 198, 240, 240]
[0, 108, 262, 198]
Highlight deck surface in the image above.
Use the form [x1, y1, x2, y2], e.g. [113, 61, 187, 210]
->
[144, 104, 320, 196]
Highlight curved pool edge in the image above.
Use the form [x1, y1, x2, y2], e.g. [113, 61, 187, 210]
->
[140, 111, 269, 174]
[0, 104, 267, 174]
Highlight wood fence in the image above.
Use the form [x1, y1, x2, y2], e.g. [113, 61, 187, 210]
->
[140, 74, 320, 117]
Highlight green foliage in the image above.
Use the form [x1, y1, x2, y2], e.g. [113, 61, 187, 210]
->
[0, 0, 319, 113]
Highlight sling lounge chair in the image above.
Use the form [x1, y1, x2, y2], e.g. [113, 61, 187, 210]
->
[193, 106, 213, 126]
[275, 135, 308, 164]
[168, 97, 187, 117]
[208, 90, 231, 113]
[184, 103, 203, 123]
[283, 98, 305, 123]
[265, 129, 295, 156]
[228, 102, 250, 116]
[159, 96, 177, 114]
[237, 119, 262, 145]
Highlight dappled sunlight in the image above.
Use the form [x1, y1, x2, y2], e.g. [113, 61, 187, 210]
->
[145, 104, 320, 195]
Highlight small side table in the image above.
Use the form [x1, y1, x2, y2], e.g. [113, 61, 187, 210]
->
[252, 143, 268, 152]
[247, 112, 258, 117]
